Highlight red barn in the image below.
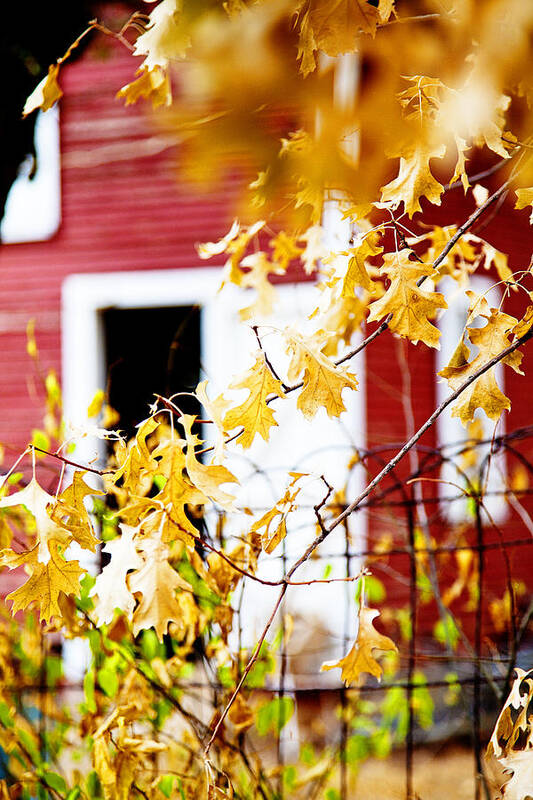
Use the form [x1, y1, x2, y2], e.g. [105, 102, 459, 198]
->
[0, 17, 532, 670]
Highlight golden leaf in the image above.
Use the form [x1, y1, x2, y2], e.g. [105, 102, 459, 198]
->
[197, 220, 240, 260]
[284, 328, 358, 419]
[239, 251, 285, 321]
[380, 142, 446, 218]
[195, 379, 229, 463]
[298, 225, 327, 275]
[513, 305, 533, 340]
[133, 0, 191, 70]
[515, 187, 533, 223]
[397, 75, 446, 122]
[116, 67, 171, 108]
[113, 416, 160, 494]
[451, 135, 470, 193]
[223, 353, 285, 448]
[269, 231, 304, 271]
[53, 471, 103, 552]
[366, 249, 447, 348]
[23, 64, 62, 117]
[153, 438, 208, 540]
[321, 604, 397, 685]
[129, 537, 192, 640]
[228, 694, 254, 733]
[298, 0, 379, 74]
[251, 474, 303, 554]
[6, 542, 84, 623]
[207, 542, 248, 596]
[181, 415, 238, 511]
[479, 241, 514, 284]
[0, 477, 70, 564]
[93, 735, 116, 800]
[438, 309, 523, 426]
[343, 231, 383, 296]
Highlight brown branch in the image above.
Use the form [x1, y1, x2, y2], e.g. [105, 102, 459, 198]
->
[31, 446, 112, 476]
[204, 585, 287, 756]
[169, 512, 363, 587]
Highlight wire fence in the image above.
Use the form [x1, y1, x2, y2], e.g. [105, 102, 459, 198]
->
[2, 423, 533, 799]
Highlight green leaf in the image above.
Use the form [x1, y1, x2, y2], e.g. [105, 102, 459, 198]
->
[0, 701, 13, 728]
[17, 727, 41, 764]
[84, 670, 97, 713]
[31, 429, 51, 453]
[141, 629, 162, 661]
[364, 575, 386, 603]
[256, 696, 294, 736]
[66, 788, 82, 800]
[45, 655, 63, 687]
[86, 770, 102, 798]
[433, 614, 460, 651]
[158, 775, 175, 798]
[43, 772, 67, 794]
[97, 667, 119, 698]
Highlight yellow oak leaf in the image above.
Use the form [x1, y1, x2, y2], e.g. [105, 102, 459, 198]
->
[113, 416, 160, 494]
[23, 64, 62, 117]
[116, 67, 171, 108]
[269, 231, 303, 271]
[5, 541, 84, 623]
[90, 524, 144, 626]
[181, 415, 238, 511]
[133, 0, 191, 70]
[223, 353, 285, 448]
[195, 380, 229, 463]
[93, 735, 116, 800]
[343, 231, 383, 296]
[298, 0, 379, 75]
[321, 604, 397, 685]
[397, 75, 446, 122]
[407, 225, 477, 279]
[367, 249, 447, 348]
[479, 240, 514, 284]
[251, 474, 303, 554]
[515, 187, 533, 223]
[239, 251, 285, 321]
[438, 309, 523, 426]
[53, 471, 103, 552]
[129, 537, 192, 640]
[197, 220, 240, 260]
[207, 542, 248, 596]
[380, 142, 446, 217]
[284, 328, 358, 419]
[218, 220, 267, 287]
[0, 477, 70, 563]
[513, 305, 533, 339]
[451, 135, 470, 193]
[298, 225, 327, 275]
[228, 694, 255, 733]
[152, 438, 207, 540]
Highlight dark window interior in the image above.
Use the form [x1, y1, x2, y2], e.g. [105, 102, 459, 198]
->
[101, 305, 201, 440]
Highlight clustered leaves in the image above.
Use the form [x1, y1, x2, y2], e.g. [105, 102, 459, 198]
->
[5, 0, 533, 798]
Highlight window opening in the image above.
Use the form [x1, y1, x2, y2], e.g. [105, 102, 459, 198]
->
[101, 305, 201, 440]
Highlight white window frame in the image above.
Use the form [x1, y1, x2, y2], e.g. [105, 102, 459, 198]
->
[62, 267, 367, 682]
